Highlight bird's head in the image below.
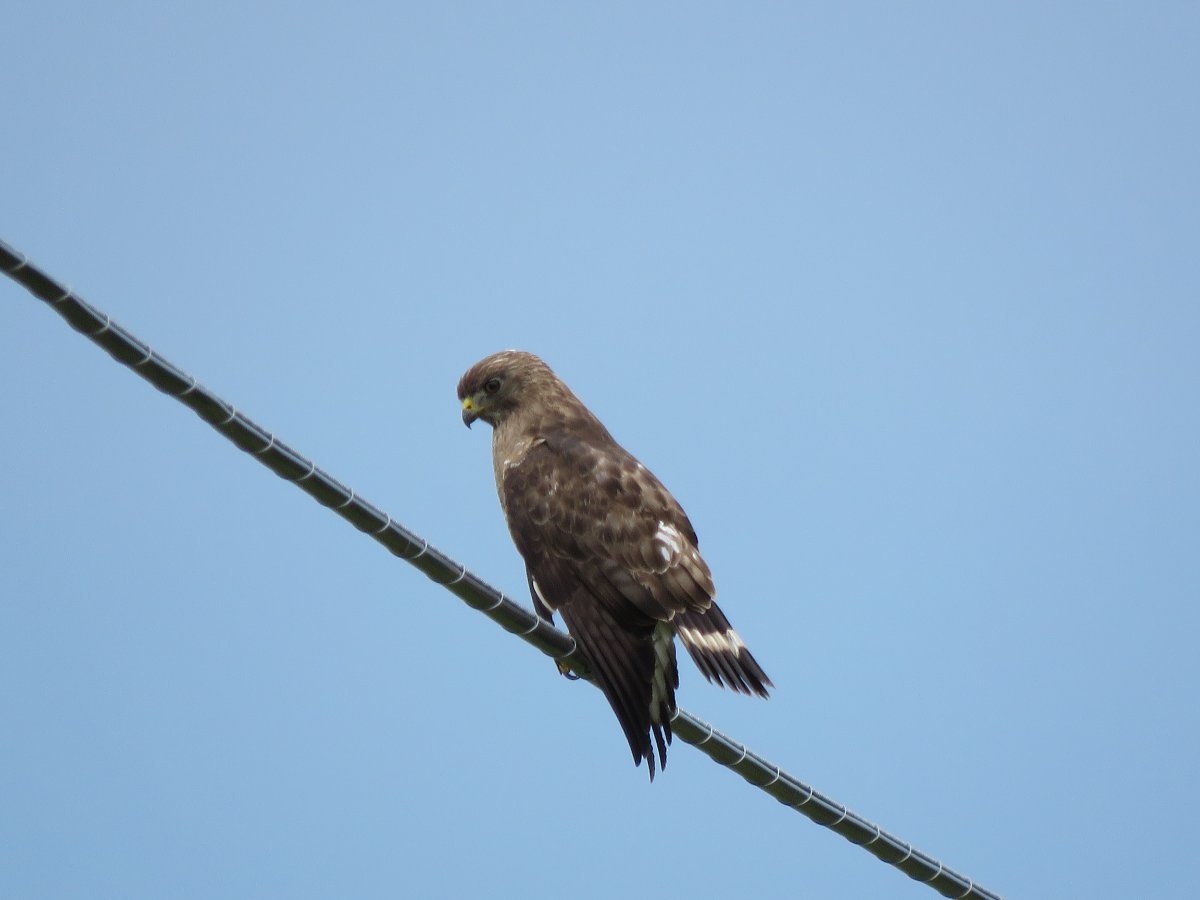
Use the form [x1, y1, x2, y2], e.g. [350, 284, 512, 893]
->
[457, 350, 552, 428]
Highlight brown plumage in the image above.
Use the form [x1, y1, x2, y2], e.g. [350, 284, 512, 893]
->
[457, 350, 771, 779]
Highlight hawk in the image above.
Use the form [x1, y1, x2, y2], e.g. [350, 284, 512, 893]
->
[458, 350, 771, 779]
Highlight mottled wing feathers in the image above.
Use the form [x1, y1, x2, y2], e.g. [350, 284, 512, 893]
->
[503, 433, 713, 624]
[503, 436, 693, 774]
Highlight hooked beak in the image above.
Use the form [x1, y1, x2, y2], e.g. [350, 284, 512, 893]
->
[461, 397, 479, 428]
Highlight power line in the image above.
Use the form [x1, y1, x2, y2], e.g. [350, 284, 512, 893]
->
[1, 238, 1000, 900]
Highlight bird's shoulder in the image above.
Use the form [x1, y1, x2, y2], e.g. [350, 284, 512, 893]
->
[501, 422, 700, 568]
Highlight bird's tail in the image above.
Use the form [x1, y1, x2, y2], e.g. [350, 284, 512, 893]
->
[676, 604, 772, 698]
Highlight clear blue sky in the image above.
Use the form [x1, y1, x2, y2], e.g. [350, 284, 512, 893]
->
[3, 4, 1197, 898]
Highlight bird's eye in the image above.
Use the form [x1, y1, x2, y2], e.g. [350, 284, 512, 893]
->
[484, 377, 502, 394]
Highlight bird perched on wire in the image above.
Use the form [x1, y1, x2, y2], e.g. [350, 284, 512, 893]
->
[458, 350, 771, 779]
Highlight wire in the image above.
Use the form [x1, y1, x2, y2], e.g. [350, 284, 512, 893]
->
[1, 238, 1001, 900]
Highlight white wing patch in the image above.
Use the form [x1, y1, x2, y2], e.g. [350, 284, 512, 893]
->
[655, 521, 685, 565]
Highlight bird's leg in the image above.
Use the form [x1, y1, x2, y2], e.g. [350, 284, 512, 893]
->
[555, 660, 581, 680]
